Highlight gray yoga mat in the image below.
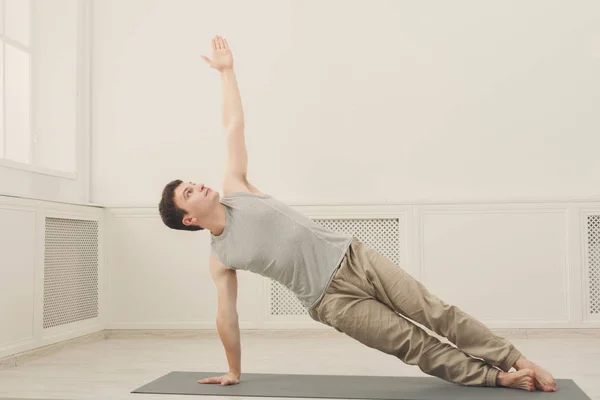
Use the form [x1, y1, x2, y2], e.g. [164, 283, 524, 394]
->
[132, 371, 590, 399]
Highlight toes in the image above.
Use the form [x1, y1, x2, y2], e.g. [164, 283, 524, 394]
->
[527, 378, 535, 391]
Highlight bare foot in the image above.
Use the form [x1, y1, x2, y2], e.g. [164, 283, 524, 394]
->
[497, 369, 535, 391]
[515, 356, 557, 392]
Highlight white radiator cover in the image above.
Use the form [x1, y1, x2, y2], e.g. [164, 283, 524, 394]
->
[586, 214, 600, 318]
[269, 217, 400, 316]
[43, 217, 100, 329]
[0, 195, 104, 360]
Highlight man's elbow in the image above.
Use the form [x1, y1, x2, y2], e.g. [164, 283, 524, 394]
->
[225, 121, 244, 132]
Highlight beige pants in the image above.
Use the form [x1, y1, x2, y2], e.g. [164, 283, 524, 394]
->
[308, 237, 522, 387]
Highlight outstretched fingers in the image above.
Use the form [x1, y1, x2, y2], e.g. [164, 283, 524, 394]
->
[212, 35, 229, 51]
[198, 377, 220, 384]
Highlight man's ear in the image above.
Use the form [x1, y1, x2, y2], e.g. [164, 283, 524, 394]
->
[182, 215, 196, 226]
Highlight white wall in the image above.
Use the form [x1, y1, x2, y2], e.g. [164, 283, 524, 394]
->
[91, 1, 600, 330]
[92, 0, 600, 207]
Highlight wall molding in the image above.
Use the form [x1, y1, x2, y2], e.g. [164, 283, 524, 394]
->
[415, 206, 572, 325]
[105, 200, 600, 330]
[2, 197, 600, 362]
[103, 194, 600, 210]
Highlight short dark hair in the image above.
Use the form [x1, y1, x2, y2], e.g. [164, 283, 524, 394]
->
[158, 179, 204, 231]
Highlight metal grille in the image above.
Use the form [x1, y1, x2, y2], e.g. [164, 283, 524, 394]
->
[43, 217, 99, 329]
[269, 218, 400, 316]
[588, 215, 600, 315]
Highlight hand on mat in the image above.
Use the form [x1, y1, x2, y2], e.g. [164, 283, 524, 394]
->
[198, 372, 240, 386]
[202, 35, 233, 72]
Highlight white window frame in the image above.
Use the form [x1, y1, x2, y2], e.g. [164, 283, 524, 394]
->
[0, 0, 77, 180]
[0, 0, 91, 205]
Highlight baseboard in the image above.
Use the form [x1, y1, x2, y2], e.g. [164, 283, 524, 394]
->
[104, 328, 344, 340]
[104, 321, 329, 330]
[523, 328, 600, 339]
[2, 328, 600, 370]
[0, 331, 107, 371]
[104, 327, 600, 339]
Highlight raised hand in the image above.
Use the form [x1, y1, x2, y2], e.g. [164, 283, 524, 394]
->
[201, 35, 234, 72]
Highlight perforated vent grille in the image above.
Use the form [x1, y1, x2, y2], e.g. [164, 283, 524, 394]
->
[588, 215, 600, 315]
[43, 217, 99, 329]
[269, 218, 400, 316]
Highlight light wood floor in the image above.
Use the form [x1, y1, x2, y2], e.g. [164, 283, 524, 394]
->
[0, 330, 599, 399]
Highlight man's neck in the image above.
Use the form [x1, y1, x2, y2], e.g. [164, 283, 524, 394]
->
[207, 203, 227, 236]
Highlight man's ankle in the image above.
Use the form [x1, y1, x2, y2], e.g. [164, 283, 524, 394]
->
[514, 356, 530, 370]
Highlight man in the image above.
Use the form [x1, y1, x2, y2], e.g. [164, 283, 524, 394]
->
[158, 35, 557, 392]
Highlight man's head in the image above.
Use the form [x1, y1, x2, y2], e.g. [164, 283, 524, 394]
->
[158, 179, 219, 231]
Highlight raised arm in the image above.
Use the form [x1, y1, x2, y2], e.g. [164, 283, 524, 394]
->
[202, 35, 248, 181]
[197, 252, 241, 386]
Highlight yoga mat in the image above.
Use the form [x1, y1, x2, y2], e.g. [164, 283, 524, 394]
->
[132, 371, 590, 399]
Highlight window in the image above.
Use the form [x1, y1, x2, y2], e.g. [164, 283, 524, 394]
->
[0, 0, 32, 165]
[0, 0, 78, 177]
[0, 0, 85, 204]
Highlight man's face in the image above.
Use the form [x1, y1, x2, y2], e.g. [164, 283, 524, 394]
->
[174, 181, 218, 227]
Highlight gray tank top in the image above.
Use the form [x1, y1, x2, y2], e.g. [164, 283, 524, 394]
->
[210, 192, 352, 310]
